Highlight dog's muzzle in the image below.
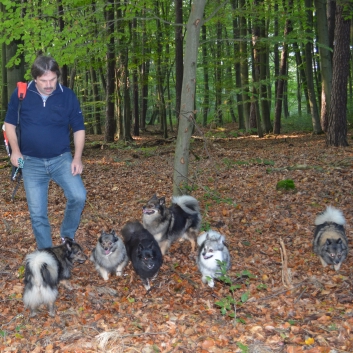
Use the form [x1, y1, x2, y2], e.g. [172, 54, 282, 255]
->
[143, 208, 155, 215]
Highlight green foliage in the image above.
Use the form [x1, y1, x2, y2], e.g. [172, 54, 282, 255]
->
[137, 146, 157, 158]
[214, 261, 253, 325]
[236, 342, 249, 353]
[276, 179, 296, 190]
[203, 186, 236, 206]
[17, 265, 25, 279]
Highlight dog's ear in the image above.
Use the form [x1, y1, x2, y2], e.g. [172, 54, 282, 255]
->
[138, 243, 144, 255]
[63, 237, 74, 251]
[159, 197, 165, 205]
[148, 241, 154, 249]
[111, 230, 119, 242]
[150, 194, 158, 202]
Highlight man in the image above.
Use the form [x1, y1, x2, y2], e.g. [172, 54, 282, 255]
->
[4, 55, 86, 249]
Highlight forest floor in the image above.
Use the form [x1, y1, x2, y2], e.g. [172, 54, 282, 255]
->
[1, 124, 353, 353]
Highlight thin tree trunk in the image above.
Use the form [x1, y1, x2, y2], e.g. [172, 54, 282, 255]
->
[215, 21, 223, 125]
[90, 64, 102, 134]
[304, 0, 322, 134]
[239, 0, 249, 130]
[155, 0, 167, 138]
[231, 0, 242, 125]
[132, 18, 139, 137]
[274, 0, 293, 134]
[202, 25, 209, 126]
[57, 0, 68, 86]
[104, 0, 116, 142]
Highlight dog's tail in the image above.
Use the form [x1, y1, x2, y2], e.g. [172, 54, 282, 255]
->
[23, 251, 59, 310]
[25, 251, 59, 287]
[121, 221, 145, 243]
[172, 195, 200, 215]
[315, 206, 346, 226]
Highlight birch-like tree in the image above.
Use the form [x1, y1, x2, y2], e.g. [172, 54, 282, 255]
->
[172, 0, 207, 196]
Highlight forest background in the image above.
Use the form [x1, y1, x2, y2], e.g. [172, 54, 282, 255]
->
[1, 0, 353, 352]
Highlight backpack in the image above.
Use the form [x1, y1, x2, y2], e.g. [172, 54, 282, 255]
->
[2, 82, 27, 200]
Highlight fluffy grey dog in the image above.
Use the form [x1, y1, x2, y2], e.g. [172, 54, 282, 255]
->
[197, 230, 231, 287]
[90, 230, 129, 280]
[313, 206, 348, 271]
[142, 194, 201, 255]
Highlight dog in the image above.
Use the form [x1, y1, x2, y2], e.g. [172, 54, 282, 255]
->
[121, 221, 163, 290]
[313, 206, 348, 271]
[197, 230, 231, 287]
[23, 237, 87, 317]
[90, 230, 129, 281]
[142, 194, 201, 255]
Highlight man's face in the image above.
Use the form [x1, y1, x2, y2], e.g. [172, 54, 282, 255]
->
[35, 70, 58, 96]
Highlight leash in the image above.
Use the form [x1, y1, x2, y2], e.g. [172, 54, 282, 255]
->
[12, 157, 24, 180]
[11, 157, 24, 201]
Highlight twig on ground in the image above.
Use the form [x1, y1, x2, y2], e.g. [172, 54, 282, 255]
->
[279, 237, 292, 288]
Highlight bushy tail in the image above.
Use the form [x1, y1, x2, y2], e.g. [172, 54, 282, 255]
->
[315, 206, 346, 226]
[121, 221, 145, 243]
[172, 195, 200, 215]
[25, 251, 59, 287]
[23, 251, 59, 310]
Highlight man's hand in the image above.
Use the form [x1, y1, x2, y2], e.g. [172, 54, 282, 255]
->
[71, 157, 83, 176]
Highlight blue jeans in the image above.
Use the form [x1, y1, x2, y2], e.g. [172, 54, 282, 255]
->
[22, 152, 86, 249]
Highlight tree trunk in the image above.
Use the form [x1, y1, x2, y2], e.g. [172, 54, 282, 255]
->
[314, 0, 333, 132]
[326, 3, 351, 147]
[259, 21, 272, 133]
[90, 64, 102, 134]
[231, 0, 243, 125]
[155, 0, 167, 138]
[132, 18, 139, 137]
[251, 4, 264, 137]
[104, 0, 116, 142]
[273, 0, 293, 134]
[140, 10, 149, 132]
[215, 21, 223, 125]
[304, 0, 322, 134]
[239, 0, 249, 130]
[57, 0, 68, 86]
[202, 25, 209, 126]
[175, 0, 183, 121]
[293, 42, 309, 115]
[173, 0, 207, 196]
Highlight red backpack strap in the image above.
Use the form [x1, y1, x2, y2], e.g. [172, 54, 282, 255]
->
[17, 82, 27, 100]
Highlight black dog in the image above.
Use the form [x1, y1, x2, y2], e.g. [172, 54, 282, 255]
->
[121, 221, 163, 290]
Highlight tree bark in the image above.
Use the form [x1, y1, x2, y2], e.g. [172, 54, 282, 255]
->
[326, 2, 351, 147]
[175, 0, 183, 121]
[273, 0, 293, 134]
[304, 0, 322, 134]
[239, 0, 249, 130]
[104, 0, 116, 142]
[314, 0, 333, 132]
[202, 25, 209, 126]
[173, 0, 207, 196]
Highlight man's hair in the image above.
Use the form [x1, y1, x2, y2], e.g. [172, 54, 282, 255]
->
[31, 55, 61, 79]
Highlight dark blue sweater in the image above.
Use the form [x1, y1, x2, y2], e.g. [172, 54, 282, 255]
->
[5, 81, 85, 158]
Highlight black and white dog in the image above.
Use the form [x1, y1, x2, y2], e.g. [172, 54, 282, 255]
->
[23, 237, 87, 317]
[142, 194, 201, 255]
